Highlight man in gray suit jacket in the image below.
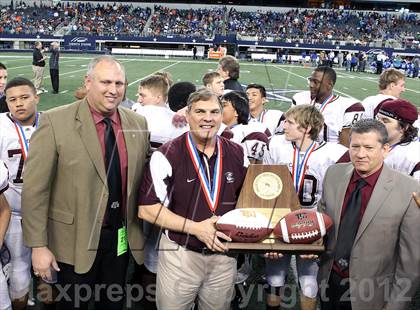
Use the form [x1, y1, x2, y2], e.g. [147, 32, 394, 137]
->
[22, 56, 150, 309]
[318, 119, 420, 310]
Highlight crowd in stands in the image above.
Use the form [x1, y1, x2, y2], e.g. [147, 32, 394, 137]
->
[148, 5, 225, 38]
[229, 8, 420, 46]
[0, 1, 418, 45]
[0, 1, 73, 35]
[71, 3, 151, 36]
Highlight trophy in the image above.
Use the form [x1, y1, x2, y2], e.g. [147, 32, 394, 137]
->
[224, 164, 325, 253]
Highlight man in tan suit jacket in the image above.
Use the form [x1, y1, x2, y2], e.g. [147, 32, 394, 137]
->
[22, 56, 150, 309]
[317, 119, 420, 310]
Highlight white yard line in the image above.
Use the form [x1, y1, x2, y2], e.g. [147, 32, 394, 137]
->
[43, 67, 86, 79]
[272, 65, 358, 99]
[6, 58, 87, 70]
[339, 71, 420, 94]
[127, 61, 180, 87]
[41, 59, 134, 79]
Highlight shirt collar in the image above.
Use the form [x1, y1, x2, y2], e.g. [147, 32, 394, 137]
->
[88, 104, 120, 126]
[351, 164, 384, 187]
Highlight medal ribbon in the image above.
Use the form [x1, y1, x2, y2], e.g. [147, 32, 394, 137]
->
[318, 94, 335, 112]
[12, 113, 39, 160]
[185, 133, 223, 213]
[292, 141, 317, 194]
[258, 109, 267, 122]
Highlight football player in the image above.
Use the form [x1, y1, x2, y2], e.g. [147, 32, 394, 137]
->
[246, 83, 284, 135]
[362, 68, 406, 119]
[376, 99, 419, 182]
[264, 105, 348, 310]
[0, 62, 9, 113]
[0, 77, 39, 309]
[0, 162, 11, 310]
[132, 74, 184, 149]
[222, 91, 270, 162]
[202, 71, 225, 97]
[292, 66, 365, 147]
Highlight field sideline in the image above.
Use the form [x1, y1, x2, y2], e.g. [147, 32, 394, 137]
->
[1, 53, 419, 113]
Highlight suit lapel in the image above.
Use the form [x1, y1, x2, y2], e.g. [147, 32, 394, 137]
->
[75, 99, 107, 185]
[334, 164, 354, 241]
[119, 108, 139, 199]
[354, 165, 394, 245]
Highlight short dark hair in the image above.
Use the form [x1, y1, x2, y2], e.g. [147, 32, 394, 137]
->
[314, 66, 337, 86]
[5, 77, 36, 95]
[167, 81, 196, 112]
[350, 119, 389, 145]
[246, 83, 266, 98]
[219, 55, 240, 80]
[0, 62, 6, 70]
[222, 91, 249, 125]
[187, 89, 222, 111]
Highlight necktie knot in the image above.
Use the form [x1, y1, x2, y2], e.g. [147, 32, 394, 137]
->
[103, 117, 112, 127]
[355, 178, 367, 191]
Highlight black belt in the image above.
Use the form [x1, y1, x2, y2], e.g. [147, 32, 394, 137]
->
[185, 244, 224, 256]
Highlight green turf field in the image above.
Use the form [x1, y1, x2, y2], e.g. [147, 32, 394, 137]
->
[1, 53, 419, 112]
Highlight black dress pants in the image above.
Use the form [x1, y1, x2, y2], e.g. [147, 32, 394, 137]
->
[321, 271, 352, 310]
[56, 228, 129, 310]
[50, 69, 59, 93]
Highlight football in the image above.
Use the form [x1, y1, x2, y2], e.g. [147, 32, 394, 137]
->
[216, 208, 273, 243]
[273, 209, 333, 244]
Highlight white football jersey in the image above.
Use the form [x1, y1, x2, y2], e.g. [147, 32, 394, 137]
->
[249, 108, 284, 135]
[230, 122, 270, 161]
[385, 141, 420, 182]
[133, 105, 186, 147]
[414, 118, 420, 139]
[264, 135, 347, 208]
[292, 91, 365, 143]
[0, 113, 37, 214]
[0, 160, 8, 193]
[361, 94, 395, 119]
[292, 90, 312, 106]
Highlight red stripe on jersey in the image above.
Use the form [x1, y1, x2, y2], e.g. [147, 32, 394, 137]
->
[345, 102, 365, 113]
[410, 162, 420, 177]
[241, 132, 269, 144]
[337, 151, 351, 163]
[220, 127, 234, 140]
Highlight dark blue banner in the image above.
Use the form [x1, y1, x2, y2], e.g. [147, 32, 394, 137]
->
[64, 36, 96, 51]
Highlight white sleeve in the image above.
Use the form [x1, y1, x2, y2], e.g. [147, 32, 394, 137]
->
[0, 161, 8, 194]
[343, 102, 365, 128]
[149, 151, 172, 207]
